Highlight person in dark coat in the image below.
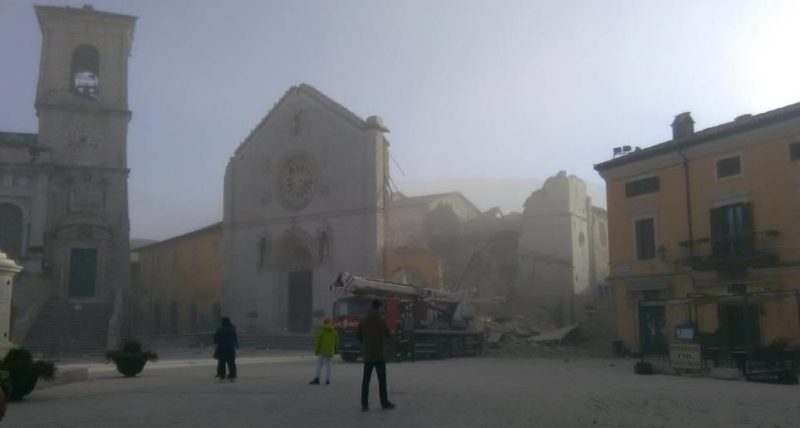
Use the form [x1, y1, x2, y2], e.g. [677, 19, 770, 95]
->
[357, 299, 395, 411]
[213, 317, 239, 382]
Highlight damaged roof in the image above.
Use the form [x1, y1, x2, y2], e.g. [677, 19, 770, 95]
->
[391, 191, 481, 213]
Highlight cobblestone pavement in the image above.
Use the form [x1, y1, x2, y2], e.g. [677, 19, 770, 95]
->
[4, 357, 799, 427]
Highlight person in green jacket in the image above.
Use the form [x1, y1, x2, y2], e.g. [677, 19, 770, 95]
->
[309, 318, 339, 385]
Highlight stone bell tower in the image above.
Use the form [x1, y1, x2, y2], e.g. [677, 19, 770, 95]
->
[34, 5, 135, 304]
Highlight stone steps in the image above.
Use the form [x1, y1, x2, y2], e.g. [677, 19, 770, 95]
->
[23, 301, 113, 358]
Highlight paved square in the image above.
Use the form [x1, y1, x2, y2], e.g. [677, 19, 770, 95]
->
[4, 355, 798, 427]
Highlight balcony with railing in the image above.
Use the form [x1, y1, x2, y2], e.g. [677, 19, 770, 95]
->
[679, 231, 780, 271]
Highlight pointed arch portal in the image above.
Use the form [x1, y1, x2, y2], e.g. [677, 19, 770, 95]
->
[282, 237, 313, 333]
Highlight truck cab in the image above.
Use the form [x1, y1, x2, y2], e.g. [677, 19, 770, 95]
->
[330, 272, 482, 361]
[332, 295, 415, 362]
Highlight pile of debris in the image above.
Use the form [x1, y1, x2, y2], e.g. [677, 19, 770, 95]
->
[480, 315, 609, 359]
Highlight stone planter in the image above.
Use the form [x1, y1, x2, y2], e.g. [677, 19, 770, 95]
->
[106, 341, 158, 377]
[7, 369, 39, 401]
[111, 355, 149, 377]
[0, 349, 56, 401]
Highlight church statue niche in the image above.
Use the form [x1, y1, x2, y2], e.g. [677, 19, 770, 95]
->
[71, 45, 100, 100]
[258, 234, 272, 271]
[291, 109, 303, 135]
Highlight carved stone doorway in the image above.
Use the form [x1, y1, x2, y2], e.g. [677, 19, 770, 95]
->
[68, 248, 98, 298]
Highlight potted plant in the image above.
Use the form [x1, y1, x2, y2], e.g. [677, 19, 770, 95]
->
[0, 371, 9, 421]
[0, 348, 56, 401]
[106, 340, 158, 377]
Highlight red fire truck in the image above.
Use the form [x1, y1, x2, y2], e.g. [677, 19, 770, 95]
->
[330, 272, 483, 362]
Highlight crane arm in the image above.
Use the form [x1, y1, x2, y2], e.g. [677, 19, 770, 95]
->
[331, 272, 464, 303]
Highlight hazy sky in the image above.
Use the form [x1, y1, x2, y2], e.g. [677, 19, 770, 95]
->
[2, 0, 800, 239]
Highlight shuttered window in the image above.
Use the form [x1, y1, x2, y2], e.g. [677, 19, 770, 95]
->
[626, 176, 660, 197]
[716, 156, 742, 179]
[635, 218, 656, 260]
[790, 142, 800, 161]
[710, 203, 754, 255]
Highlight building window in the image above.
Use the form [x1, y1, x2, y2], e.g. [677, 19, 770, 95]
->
[790, 142, 800, 161]
[190, 305, 198, 333]
[153, 302, 162, 334]
[710, 203, 754, 256]
[68, 248, 98, 298]
[0, 203, 24, 259]
[625, 176, 659, 197]
[169, 301, 179, 334]
[716, 155, 742, 179]
[635, 218, 656, 260]
[71, 45, 100, 100]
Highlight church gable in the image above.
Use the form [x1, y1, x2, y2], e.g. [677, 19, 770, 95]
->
[226, 83, 388, 220]
[234, 83, 368, 158]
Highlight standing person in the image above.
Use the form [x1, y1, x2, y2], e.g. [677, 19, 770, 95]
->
[213, 317, 239, 382]
[309, 318, 339, 385]
[357, 299, 396, 411]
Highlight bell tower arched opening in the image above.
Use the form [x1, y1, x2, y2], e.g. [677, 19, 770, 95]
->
[70, 44, 100, 100]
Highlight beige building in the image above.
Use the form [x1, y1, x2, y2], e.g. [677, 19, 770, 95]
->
[132, 223, 223, 336]
[596, 105, 800, 355]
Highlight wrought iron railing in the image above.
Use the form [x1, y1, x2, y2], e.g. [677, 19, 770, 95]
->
[679, 231, 780, 269]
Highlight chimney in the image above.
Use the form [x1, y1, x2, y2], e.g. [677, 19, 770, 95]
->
[671, 112, 694, 140]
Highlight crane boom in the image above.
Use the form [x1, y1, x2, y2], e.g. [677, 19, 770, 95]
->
[331, 272, 466, 304]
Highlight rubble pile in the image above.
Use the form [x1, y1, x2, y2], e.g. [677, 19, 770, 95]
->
[480, 315, 610, 359]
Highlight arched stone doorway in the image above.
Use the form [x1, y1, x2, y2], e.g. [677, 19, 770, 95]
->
[283, 240, 313, 333]
[0, 203, 23, 259]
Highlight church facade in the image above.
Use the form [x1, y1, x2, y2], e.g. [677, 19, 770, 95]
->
[0, 5, 135, 353]
[223, 84, 390, 334]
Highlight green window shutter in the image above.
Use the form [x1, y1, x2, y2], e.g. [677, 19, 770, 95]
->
[740, 203, 754, 233]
